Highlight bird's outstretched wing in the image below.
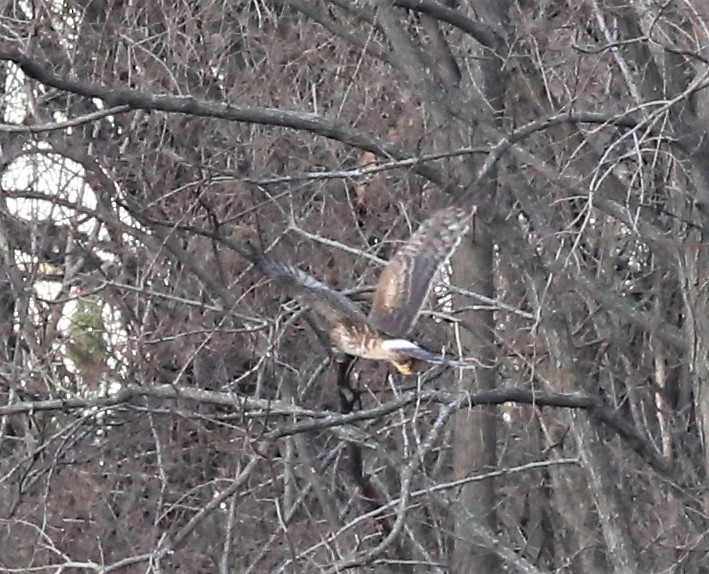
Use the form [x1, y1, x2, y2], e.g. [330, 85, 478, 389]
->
[245, 244, 370, 330]
[368, 204, 477, 337]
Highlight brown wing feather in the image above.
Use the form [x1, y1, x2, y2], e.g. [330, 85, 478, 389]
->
[247, 246, 370, 330]
[369, 204, 476, 337]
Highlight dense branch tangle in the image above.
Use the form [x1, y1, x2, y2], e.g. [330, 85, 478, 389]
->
[0, 1, 708, 573]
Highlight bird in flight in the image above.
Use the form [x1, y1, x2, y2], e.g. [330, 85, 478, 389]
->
[246, 199, 478, 375]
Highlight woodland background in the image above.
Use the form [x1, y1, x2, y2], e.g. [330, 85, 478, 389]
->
[1, 1, 709, 573]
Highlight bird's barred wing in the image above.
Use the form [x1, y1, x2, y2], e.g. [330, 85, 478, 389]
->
[246, 244, 370, 330]
[368, 204, 476, 337]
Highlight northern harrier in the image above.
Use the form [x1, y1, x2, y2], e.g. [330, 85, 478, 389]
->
[246, 200, 477, 374]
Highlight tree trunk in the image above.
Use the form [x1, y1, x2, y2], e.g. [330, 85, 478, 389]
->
[451, 229, 499, 572]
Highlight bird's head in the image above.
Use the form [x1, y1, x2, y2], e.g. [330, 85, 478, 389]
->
[391, 356, 422, 375]
[382, 339, 427, 375]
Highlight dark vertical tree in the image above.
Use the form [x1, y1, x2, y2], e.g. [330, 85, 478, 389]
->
[0, 1, 708, 572]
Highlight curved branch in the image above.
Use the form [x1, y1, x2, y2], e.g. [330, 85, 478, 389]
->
[0, 382, 674, 481]
[393, 0, 503, 49]
[0, 44, 448, 186]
